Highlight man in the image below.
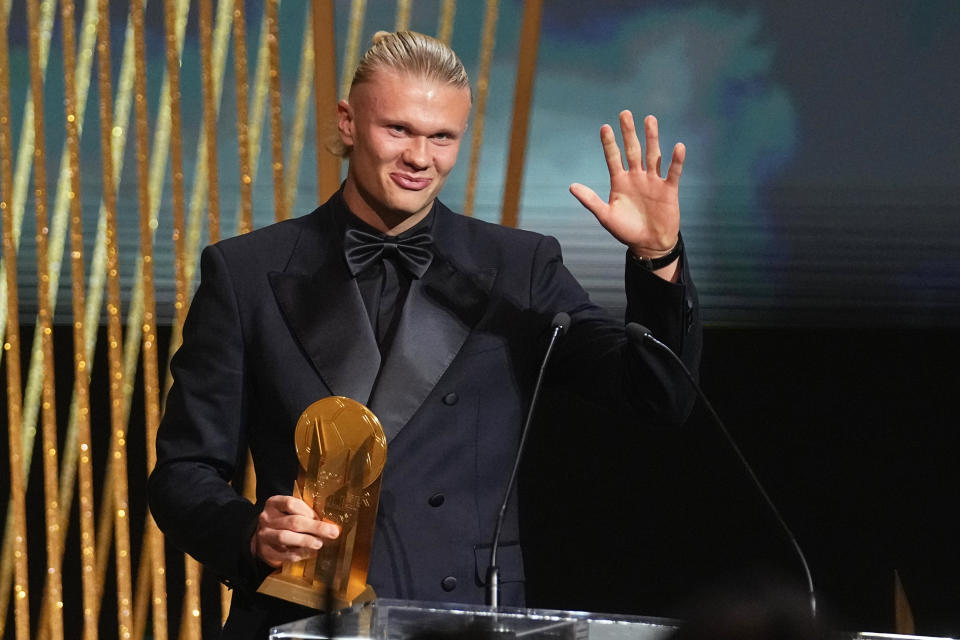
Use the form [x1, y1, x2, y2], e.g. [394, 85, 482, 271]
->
[149, 31, 701, 637]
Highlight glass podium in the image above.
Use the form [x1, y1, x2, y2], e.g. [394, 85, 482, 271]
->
[268, 599, 680, 640]
[269, 599, 959, 640]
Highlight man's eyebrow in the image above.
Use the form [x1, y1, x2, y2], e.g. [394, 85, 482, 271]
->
[381, 118, 461, 138]
[431, 127, 461, 138]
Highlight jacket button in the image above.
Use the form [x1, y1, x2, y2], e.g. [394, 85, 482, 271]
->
[442, 392, 458, 406]
[428, 493, 445, 507]
[441, 576, 457, 592]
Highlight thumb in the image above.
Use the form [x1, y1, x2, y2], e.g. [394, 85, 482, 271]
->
[569, 183, 608, 220]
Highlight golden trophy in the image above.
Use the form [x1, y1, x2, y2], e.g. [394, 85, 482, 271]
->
[257, 396, 387, 610]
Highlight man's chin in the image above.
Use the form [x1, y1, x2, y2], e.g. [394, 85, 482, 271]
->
[384, 193, 436, 219]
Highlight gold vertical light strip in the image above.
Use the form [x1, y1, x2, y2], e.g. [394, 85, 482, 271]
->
[24, 0, 64, 637]
[183, 0, 234, 287]
[156, 0, 191, 453]
[0, 0, 56, 360]
[267, 0, 286, 222]
[500, 0, 543, 229]
[228, 7, 272, 238]
[131, 565, 152, 640]
[59, 1, 98, 637]
[339, 0, 367, 100]
[395, 0, 411, 31]
[436, 0, 456, 45]
[894, 570, 916, 635]
[166, 0, 236, 388]
[220, 582, 230, 626]
[161, 0, 233, 371]
[463, 0, 498, 217]
[312, 0, 340, 201]
[0, 0, 12, 379]
[180, 560, 201, 640]
[166, 0, 188, 333]
[200, 0, 221, 244]
[232, 0, 254, 236]
[163, 0, 195, 635]
[0, 1, 29, 637]
[283, 11, 315, 217]
[95, 1, 135, 637]
[131, 2, 168, 639]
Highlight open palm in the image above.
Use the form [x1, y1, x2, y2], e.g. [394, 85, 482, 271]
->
[570, 110, 684, 260]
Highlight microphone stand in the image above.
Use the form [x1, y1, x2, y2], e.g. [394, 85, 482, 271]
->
[626, 323, 818, 619]
[486, 313, 570, 608]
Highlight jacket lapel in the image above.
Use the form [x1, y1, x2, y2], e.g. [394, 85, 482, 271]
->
[369, 212, 497, 441]
[268, 204, 381, 405]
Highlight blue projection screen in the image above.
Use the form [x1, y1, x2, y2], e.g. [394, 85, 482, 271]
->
[4, 1, 958, 328]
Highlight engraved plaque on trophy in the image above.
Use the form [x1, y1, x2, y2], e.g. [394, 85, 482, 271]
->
[257, 396, 387, 610]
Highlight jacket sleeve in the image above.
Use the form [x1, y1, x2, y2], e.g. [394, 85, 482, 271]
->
[530, 235, 702, 427]
[148, 244, 266, 593]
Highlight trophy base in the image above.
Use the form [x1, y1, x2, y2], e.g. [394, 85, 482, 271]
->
[257, 573, 376, 611]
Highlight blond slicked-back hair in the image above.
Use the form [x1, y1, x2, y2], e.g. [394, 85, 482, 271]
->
[329, 30, 471, 157]
[351, 30, 471, 98]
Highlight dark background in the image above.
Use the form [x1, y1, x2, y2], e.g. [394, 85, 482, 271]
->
[522, 326, 960, 636]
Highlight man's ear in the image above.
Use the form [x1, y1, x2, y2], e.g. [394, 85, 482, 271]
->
[337, 99, 355, 147]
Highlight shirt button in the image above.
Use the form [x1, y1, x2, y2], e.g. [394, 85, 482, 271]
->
[428, 493, 445, 507]
[441, 576, 457, 592]
[442, 392, 458, 406]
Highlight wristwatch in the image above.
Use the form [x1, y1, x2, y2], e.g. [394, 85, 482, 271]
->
[630, 233, 683, 270]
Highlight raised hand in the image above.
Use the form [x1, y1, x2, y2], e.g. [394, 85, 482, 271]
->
[569, 110, 684, 275]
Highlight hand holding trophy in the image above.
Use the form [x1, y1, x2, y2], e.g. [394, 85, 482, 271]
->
[258, 396, 387, 610]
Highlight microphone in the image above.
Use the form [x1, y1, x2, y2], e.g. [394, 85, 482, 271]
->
[486, 312, 570, 607]
[626, 323, 818, 619]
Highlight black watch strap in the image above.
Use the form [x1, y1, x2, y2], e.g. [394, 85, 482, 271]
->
[630, 233, 683, 270]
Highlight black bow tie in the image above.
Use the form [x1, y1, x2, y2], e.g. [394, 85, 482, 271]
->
[343, 226, 434, 278]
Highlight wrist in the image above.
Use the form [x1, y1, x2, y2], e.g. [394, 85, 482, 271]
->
[629, 233, 683, 270]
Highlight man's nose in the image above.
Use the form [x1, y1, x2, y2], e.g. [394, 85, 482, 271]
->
[402, 137, 429, 170]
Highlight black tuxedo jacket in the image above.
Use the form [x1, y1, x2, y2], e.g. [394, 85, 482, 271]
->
[149, 194, 701, 637]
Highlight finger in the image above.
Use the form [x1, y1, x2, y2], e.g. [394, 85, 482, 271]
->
[599, 124, 625, 177]
[254, 528, 322, 566]
[269, 528, 326, 551]
[260, 541, 318, 567]
[644, 115, 662, 176]
[267, 495, 318, 518]
[569, 183, 609, 220]
[270, 512, 340, 539]
[315, 519, 341, 539]
[619, 110, 643, 171]
[665, 142, 685, 185]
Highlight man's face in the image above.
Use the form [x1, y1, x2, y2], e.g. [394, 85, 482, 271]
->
[338, 70, 472, 231]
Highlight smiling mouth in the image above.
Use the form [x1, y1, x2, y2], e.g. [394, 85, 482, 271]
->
[390, 173, 432, 190]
